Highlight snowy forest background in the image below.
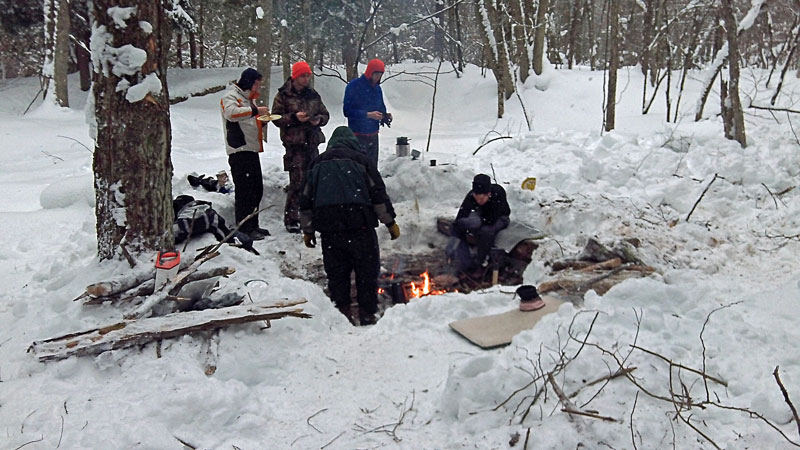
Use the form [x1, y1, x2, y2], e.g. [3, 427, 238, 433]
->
[2, 1, 800, 449]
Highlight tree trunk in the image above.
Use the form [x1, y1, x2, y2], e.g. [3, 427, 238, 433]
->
[532, 0, 549, 75]
[509, 0, 531, 82]
[198, 2, 205, 68]
[640, 0, 654, 76]
[176, 32, 183, 68]
[720, 0, 746, 147]
[434, 0, 446, 59]
[92, 0, 174, 260]
[302, 0, 313, 87]
[256, 0, 272, 104]
[567, 0, 582, 69]
[453, 0, 465, 72]
[605, 0, 620, 132]
[189, 31, 197, 68]
[44, 0, 70, 107]
[276, 0, 291, 80]
[256, 0, 272, 142]
[343, 3, 359, 81]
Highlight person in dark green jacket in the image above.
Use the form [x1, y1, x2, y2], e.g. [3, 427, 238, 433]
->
[299, 126, 400, 325]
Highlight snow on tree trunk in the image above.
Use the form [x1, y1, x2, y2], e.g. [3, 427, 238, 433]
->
[43, 0, 70, 107]
[91, 0, 174, 260]
[605, 0, 620, 132]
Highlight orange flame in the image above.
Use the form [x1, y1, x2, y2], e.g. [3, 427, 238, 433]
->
[409, 271, 447, 298]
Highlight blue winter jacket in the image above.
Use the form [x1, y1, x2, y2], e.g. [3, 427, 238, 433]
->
[343, 75, 387, 135]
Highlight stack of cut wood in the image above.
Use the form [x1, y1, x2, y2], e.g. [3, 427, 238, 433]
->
[31, 248, 312, 362]
[539, 237, 656, 297]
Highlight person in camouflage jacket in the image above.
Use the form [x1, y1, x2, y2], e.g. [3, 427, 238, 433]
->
[270, 61, 330, 233]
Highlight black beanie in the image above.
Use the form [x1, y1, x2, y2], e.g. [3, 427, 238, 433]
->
[237, 68, 263, 91]
[472, 174, 492, 194]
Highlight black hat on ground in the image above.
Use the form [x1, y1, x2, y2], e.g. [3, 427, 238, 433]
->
[237, 68, 263, 91]
[472, 173, 492, 194]
[516, 285, 540, 301]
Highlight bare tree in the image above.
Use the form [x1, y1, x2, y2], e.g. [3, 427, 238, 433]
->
[92, 0, 174, 259]
[720, 0, 746, 147]
[532, 0, 549, 76]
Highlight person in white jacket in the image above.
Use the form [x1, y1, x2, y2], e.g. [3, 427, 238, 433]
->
[220, 68, 271, 240]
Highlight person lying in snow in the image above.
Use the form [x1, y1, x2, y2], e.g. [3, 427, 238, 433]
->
[447, 174, 511, 275]
[172, 195, 255, 253]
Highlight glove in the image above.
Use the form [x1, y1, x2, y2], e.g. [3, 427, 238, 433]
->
[387, 222, 400, 240]
[303, 233, 316, 248]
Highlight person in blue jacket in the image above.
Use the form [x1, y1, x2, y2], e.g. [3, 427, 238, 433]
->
[343, 58, 392, 165]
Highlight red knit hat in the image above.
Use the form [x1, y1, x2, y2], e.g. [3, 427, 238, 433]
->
[292, 61, 312, 79]
[365, 59, 385, 78]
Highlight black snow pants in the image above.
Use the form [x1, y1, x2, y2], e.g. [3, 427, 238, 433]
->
[228, 151, 263, 233]
[320, 228, 380, 321]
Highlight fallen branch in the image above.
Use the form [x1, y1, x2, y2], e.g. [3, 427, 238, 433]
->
[685, 173, 719, 222]
[774, 366, 800, 439]
[30, 300, 310, 361]
[579, 258, 622, 272]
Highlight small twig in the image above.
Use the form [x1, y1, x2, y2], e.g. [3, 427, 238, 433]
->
[57, 414, 64, 448]
[700, 301, 742, 400]
[749, 103, 800, 114]
[41, 150, 64, 162]
[567, 366, 637, 398]
[320, 431, 345, 449]
[630, 344, 727, 387]
[523, 427, 531, 450]
[307, 408, 327, 433]
[174, 436, 197, 449]
[561, 407, 617, 422]
[13, 436, 44, 450]
[761, 183, 783, 209]
[119, 242, 136, 268]
[774, 366, 800, 439]
[56, 135, 93, 153]
[685, 173, 718, 222]
[776, 186, 795, 196]
[22, 88, 43, 115]
[630, 391, 640, 450]
[472, 136, 513, 155]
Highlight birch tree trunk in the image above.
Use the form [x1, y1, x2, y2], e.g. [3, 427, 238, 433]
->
[605, 0, 620, 132]
[92, 0, 174, 260]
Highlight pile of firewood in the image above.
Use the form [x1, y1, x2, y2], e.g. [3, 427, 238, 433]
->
[30, 244, 311, 363]
[539, 237, 657, 297]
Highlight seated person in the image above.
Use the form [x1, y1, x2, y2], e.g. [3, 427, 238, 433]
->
[447, 174, 511, 274]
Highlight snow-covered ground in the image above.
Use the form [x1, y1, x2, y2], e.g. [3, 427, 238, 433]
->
[1, 63, 799, 449]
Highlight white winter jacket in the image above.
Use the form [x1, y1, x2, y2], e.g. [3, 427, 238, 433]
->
[220, 84, 263, 154]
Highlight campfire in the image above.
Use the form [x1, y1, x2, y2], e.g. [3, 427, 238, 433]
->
[408, 271, 447, 298]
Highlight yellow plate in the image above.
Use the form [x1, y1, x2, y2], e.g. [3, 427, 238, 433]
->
[257, 114, 282, 122]
[521, 177, 537, 191]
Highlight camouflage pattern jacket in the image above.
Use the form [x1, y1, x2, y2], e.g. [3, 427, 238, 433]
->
[270, 77, 330, 147]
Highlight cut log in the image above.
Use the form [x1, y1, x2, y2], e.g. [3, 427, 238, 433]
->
[125, 251, 220, 319]
[29, 299, 311, 362]
[83, 266, 235, 306]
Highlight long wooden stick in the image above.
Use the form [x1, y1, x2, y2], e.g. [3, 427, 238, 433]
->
[685, 173, 719, 222]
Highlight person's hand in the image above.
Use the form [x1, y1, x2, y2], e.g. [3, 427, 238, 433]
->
[257, 106, 269, 116]
[303, 233, 316, 248]
[367, 111, 383, 121]
[296, 111, 310, 122]
[387, 222, 400, 240]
